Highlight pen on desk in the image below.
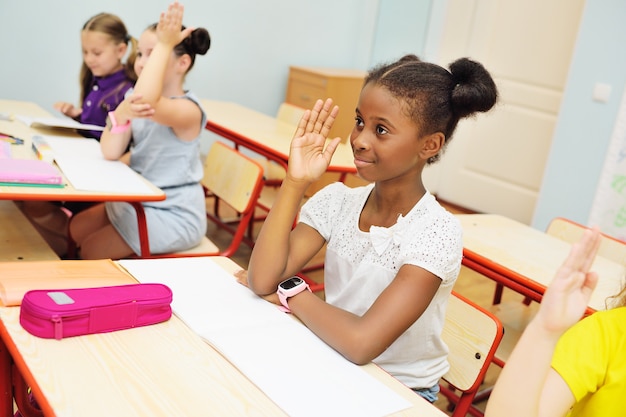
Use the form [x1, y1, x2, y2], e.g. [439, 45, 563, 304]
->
[0, 134, 24, 144]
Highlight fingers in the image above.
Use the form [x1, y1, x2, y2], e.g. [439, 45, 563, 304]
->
[293, 109, 311, 139]
[54, 102, 73, 115]
[157, 2, 185, 42]
[322, 136, 342, 161]
[300, 98, 338, 137]
[233, 269, 249, 287]
[319, 101, 339, 139]
[304, 99, 324, 135]
[560, 228, 600, 275]
[579, 227, 601, 271]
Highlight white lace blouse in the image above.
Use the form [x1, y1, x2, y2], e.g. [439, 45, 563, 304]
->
[299, 182, 463, 389]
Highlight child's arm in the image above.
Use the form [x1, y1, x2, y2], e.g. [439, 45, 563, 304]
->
[290, 263, 442, 364]
[247, 99, 341, 295]
[99, 93, 151, 160]
[485, 228, 601, 417]
[133, 2, 201, 141]
[247, 99, 445, 365]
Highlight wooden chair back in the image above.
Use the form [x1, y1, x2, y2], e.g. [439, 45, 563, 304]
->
[199, 141, 265, 257]
[142, 141, 264, 259]
[439, 291, 504, 417]
[546, 217, 626, 264]
[202, 141, 264, 215]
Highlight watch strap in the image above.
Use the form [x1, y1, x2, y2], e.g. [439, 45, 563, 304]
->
[108, 111, 130, 134]
[277, 280, 310, 313]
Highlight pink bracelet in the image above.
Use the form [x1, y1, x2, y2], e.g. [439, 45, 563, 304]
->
[108, 111, 130, 134]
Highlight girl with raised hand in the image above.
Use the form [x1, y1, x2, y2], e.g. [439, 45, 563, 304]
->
[69, 2, 210, 259]
[243, 54, 498, 402]
[486, 227, 626, 417]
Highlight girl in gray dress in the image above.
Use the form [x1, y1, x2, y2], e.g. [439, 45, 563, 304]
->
[70, 2, 210, 259]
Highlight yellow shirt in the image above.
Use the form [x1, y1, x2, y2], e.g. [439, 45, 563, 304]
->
[551, 307, 626, 417]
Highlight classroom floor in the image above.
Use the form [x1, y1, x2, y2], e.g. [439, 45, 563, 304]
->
[205, 195, 538, 416]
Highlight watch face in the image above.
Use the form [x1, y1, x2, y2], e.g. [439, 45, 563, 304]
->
[280, 276, 304, 290]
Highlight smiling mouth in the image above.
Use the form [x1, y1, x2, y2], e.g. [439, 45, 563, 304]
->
[354, 157, 373, 167]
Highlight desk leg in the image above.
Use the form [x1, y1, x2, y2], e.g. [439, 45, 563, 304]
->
[0, 338, 13, 417]
[131, 202, 150, 258]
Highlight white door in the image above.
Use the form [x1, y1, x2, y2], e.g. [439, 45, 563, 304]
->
[424, 0, 585, 224]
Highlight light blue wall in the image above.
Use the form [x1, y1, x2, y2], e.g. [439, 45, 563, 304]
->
[0, 0, 438, 156]
[0, 0, 440, 117]
[532, 0, 626, 231]
[370, 0, 432, 64]
[0, 0, 383, 117]
[7, 0, 616, 232]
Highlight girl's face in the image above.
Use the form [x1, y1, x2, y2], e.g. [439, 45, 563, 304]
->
[135, 29, 180, 79]
[350, 83, 426, 184]
[81, 30, 126, 77]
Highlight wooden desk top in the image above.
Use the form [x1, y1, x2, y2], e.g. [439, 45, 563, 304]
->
[457, 214, 626, 310]
[200, 99, 356, 173]
[0, 99, 165, 202]
[0, 257, 446, 417]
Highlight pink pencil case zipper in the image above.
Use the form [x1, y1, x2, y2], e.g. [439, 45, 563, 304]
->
[19, 283, 173, 340]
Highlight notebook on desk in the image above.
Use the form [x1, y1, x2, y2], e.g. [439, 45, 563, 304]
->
[15, 115, 104, 132]
[0, 158, 63, 186]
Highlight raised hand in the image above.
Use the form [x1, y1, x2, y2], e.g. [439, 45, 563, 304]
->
[157, 2, 193, 48]
[537, 227, 601, 335]
[287, 98, 342, 183]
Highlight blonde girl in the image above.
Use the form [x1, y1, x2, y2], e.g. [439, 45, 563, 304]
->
[55, 12, 137, 140]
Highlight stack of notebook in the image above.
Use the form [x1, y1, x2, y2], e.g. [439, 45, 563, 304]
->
[0, 158, 63, 187]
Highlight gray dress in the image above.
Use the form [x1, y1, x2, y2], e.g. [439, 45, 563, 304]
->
[106, 92, 207, 255]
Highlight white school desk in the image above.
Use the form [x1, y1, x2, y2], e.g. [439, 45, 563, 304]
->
[200, 99, 356, 178]
[0, 100, 165, 257]
[0, 257, 447, 417]
[0, 201, 59, 261]
[457, 214, 626, 312]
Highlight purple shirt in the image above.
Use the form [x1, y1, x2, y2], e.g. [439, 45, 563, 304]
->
[80, 69, 134, 140]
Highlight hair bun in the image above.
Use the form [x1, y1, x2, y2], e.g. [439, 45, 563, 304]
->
[191, 28, 211, 55]
[449, 57, 498, 117]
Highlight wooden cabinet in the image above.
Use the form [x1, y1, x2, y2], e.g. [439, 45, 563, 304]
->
[286, 66, 367, 141]
[285, 66, 369, 196]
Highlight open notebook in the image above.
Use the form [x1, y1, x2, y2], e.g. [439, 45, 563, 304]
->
[34, 135, 155, 194]
[15, 115, 104, 132]
[0, 158, 63, 186]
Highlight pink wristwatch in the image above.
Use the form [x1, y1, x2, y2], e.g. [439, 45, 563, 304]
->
[107, 111, 130, 134]
[277, 276, 310, 313]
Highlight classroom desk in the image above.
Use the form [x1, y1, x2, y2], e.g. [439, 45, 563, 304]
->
[0, 201, 59, 261]
[0, 100, 165, 257]
[0, 257, 447, 417]
[457, 214, 626, 312]
[200, 99, 356, 177]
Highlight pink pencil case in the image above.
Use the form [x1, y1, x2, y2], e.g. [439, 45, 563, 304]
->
[19, 283, 173, 340]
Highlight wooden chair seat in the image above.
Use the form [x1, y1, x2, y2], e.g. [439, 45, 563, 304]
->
[135, 141, 265, 259]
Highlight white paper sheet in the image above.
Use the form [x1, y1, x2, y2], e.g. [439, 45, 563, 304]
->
[16, 115, 104, 131]
[40, 136, 153, 194]
[118, 257, 412, 417]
